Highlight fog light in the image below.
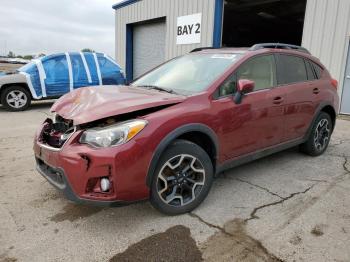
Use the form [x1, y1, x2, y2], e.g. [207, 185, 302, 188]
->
[100, 178, 110, 192]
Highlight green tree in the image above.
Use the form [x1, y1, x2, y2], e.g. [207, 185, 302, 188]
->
[7, 51, 15, 58]
[23, 55, 34, 60]
[81, 48, 94, 53]
[38, 53, 46, 57]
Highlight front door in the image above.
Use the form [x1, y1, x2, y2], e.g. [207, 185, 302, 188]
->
[213, 54, 285, 161]
[42, 54, 70, 97]
[341, 41, 350, 114]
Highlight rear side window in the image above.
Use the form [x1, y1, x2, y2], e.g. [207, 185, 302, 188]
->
[278, 55, 308, 85]
[305, 60, 316, 81]
[312, 62, 323, 79]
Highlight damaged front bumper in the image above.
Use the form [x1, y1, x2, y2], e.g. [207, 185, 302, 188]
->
[35, 157, 129, 207]
[33, 118, 150, 206]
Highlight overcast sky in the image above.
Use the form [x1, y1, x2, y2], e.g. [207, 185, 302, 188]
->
[0, 0, 123, 57]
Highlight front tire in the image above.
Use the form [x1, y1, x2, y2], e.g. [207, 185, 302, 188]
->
[300, 112, 333, 156]
[150, 139, 214, 215]
[1, 86, 31, 111]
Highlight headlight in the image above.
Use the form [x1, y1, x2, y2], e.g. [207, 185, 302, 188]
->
[80, 120, 147, 148]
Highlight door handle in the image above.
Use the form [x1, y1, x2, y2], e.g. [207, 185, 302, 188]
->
[273, 96, 284, 104]
[313, 88, 320, 94]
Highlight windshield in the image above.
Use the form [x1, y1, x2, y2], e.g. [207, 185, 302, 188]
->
[132, 53, 243, 95]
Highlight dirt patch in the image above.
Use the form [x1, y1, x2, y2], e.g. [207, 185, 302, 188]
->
[109, 225, 202, 262]
[311, 225, 325, 237]
[0, 63, 22, 72]
[29, 191, 61, 208]
[201, 218, 282, 262]
[289, 235, 302, 245]
[0, 252, 17, 262]
[50, 203, 103, 222]
[0, 257, 17, 262]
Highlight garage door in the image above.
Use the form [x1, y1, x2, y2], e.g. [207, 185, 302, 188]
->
[133, 19, 166, 78]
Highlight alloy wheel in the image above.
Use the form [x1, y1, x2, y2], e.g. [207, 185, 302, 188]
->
[156, 154, 206, 207]
[6, 90, 27, 109]
[314, 118, 330, 151]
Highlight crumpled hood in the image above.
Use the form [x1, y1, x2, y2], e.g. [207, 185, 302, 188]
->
[51, 85, 186, 125]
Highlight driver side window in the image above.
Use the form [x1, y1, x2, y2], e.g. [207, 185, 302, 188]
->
[219, 74, 237, 97]
[219, 55, 277, 97]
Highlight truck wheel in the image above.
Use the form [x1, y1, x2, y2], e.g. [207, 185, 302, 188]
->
[150, 139, 214, 215]
[300, 112, 333, 156]
[1, 86, 31, 111]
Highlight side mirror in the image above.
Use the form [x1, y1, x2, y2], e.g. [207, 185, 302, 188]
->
[234, 79, 255, 104]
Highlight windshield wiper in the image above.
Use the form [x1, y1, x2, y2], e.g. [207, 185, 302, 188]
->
[136, 85, 177, 94]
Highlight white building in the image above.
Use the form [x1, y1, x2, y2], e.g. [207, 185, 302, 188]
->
[114, 0, 350, 114]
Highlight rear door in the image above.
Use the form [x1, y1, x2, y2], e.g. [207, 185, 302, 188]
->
[213, 54, 286, 160]
[276, 54, 317, 142]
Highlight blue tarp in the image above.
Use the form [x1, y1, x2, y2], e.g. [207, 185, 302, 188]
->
[18, 52, 125, 99]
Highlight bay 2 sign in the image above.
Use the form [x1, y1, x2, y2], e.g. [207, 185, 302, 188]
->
[177, 13, 202, 45]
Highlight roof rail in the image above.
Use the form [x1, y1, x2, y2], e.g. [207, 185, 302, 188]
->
[249, 43, 310, 54]
[190, 47, 216, 53]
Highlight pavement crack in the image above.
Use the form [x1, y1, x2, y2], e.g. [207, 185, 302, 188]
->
[235, 178, 285, 200]
[245, 184, 316, 222]
[329, 139, 350, 147]
[189, 213, 284, 262]
[189, 212, 225, 233]
[343, 156, 350, 174]
[302, 178, 329, 183]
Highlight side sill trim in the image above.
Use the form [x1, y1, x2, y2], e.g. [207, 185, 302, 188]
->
[216, 138, 305, 175]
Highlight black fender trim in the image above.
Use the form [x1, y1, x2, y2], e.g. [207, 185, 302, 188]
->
[146, 123, 219, 187]
[305, 102, 337, 141]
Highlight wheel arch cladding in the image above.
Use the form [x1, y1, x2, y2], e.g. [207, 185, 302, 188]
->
[306, 102, 337, 141]
[146, 124, 219, 187]
[321, 105, 336, 130]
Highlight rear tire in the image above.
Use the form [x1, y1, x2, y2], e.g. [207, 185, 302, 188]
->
[300, 112, 332, 156]
[150, 139, 214, 215]
[1, 86, 31, 111]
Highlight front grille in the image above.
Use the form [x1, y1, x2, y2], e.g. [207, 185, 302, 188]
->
[36, 158, 65, 189]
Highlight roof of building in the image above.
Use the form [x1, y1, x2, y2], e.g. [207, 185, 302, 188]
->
[112, 0, 140, 10]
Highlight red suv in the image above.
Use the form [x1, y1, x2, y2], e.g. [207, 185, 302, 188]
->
[34, 44, 339, 215]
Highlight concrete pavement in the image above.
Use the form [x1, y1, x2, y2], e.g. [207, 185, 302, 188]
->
[0, 102, 349, 262]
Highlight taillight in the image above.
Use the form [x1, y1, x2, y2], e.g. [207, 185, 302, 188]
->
[331, 78, 338, 89]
